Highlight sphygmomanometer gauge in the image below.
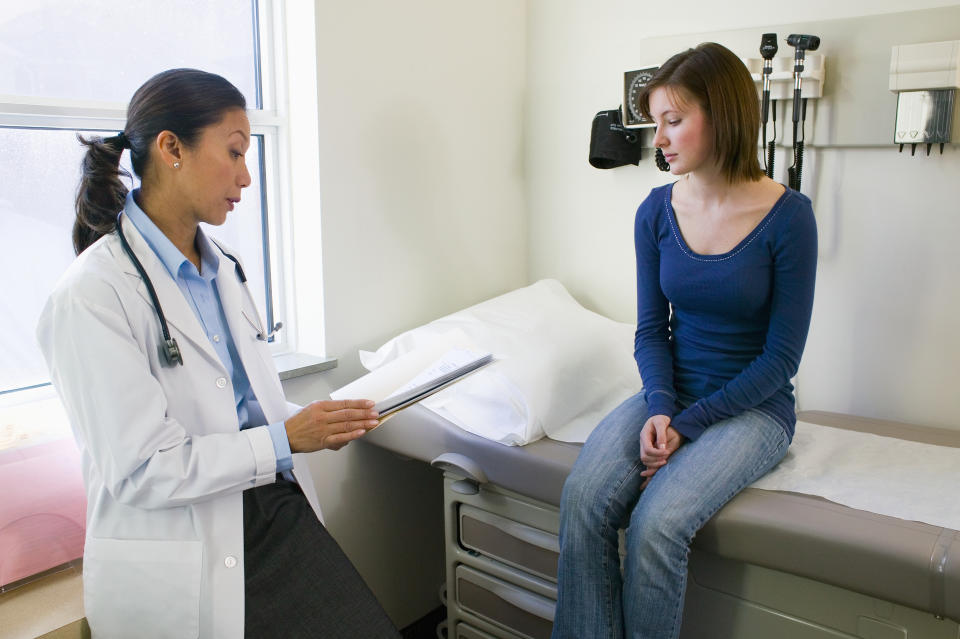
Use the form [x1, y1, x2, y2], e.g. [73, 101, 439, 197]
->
[623, 67, 659, 128]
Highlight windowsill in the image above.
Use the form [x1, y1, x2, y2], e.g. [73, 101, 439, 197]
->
[274, 352, 338, 381]
[0, 562, 84, 639]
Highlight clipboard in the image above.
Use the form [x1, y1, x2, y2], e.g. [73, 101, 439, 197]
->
[374, 353, 494, 424]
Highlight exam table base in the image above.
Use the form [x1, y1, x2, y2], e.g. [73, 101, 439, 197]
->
[442, 477, 960, 639]
[682, 552, 960, 639]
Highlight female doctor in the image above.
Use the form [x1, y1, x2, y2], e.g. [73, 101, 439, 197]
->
[37, 69, 400, 638]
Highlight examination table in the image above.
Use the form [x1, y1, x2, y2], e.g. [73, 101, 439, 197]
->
[364, 407, 960, 639]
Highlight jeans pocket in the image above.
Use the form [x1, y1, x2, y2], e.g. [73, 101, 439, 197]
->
[84, 537, 202, 639]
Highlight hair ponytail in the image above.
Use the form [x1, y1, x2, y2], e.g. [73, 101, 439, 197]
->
[73, 134, 130, 255]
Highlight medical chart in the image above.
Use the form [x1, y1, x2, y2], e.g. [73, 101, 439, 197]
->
[374, 350, 494, 419]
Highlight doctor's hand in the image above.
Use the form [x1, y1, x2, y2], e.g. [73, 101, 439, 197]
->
[639, 415, 684, 489]
[285, 399, 380, 453]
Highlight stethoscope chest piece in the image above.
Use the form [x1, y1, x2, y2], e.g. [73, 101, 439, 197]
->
[162, 338, 184, 366]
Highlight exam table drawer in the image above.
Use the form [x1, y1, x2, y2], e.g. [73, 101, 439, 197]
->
[459, 504, 559, 582]
[455, 564, 555, 639]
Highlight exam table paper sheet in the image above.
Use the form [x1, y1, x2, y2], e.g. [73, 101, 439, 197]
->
[751, 420, 960, 531]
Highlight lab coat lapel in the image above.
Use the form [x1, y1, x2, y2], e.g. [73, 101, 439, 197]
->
[214, 257, 286, 423]
[116, 216, 223, 370]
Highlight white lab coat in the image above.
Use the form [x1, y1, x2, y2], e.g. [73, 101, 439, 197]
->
[36, 215, 322, 639]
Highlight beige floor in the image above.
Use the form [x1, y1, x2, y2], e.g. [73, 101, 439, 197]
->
[0, 564, 84, 639]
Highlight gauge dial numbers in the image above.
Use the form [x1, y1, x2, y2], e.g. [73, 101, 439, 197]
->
[622, 66, 659, 128]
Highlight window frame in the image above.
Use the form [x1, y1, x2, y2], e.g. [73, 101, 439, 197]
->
[0, 0, 325, 379]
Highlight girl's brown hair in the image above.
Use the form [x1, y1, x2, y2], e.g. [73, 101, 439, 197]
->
[639, 42, 763, 183]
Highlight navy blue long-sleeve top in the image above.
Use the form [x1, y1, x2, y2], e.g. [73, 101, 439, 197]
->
[634, 182, 817, 442]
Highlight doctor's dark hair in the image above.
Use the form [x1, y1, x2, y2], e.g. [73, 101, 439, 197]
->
[73, 68, 246, 254]
[638, 42, 764, 184]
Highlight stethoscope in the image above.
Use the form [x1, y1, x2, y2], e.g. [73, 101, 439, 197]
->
[116, 212, 282, 367]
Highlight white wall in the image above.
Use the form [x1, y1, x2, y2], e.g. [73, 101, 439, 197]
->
[290, 0, 960, 626]
[311, 0, 528, 372]
[525, 0, 960, 429]
[286, 0, 527, 628]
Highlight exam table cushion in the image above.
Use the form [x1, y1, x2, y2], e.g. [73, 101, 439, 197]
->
[364, 408, 960, 622]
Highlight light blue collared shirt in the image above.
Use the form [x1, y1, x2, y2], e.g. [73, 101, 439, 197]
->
[124, 191, 293, 474]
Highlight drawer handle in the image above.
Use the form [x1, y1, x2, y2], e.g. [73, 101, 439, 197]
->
[483, 580, 555, 622]
[487, 518, 560, 554]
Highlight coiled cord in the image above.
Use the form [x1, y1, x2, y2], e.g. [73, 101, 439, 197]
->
[655, 148, 670, 172]
[766, 101, 777, 179]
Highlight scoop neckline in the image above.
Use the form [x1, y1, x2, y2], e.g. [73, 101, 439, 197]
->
[664, 181, 790, 260]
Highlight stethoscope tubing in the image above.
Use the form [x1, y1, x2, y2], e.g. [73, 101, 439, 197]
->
[116, 213, 175, 343]
[115, 212, 279, 366]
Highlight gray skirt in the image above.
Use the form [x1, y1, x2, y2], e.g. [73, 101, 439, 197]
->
[243, 476, 400, 638]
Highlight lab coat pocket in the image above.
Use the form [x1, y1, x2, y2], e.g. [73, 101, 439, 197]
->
[83, 537, 202, 639]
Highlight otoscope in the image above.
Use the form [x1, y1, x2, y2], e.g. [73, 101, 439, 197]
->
[759, 33, 778, 179]
[787, 33, 819, 191]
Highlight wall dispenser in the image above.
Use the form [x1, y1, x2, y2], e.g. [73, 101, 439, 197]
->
[889, 40, 960, 155]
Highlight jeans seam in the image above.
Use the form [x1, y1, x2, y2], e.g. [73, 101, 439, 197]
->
[601, 457, 645, 635]
[665, 418, 789, 638]
[752, 406, 791, 436]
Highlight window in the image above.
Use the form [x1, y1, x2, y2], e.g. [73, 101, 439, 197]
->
[0, 0, 317, 590]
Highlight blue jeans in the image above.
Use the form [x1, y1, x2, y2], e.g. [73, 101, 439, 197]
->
[551, 392, 789, 639]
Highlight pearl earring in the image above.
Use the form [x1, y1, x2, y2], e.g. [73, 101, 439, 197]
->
[173, 162, 180, 169]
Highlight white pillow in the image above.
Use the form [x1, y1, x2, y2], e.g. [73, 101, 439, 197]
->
[360, 279, 640, 445]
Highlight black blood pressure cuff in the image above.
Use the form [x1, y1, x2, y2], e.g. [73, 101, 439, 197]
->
[589, 108, 641, 169]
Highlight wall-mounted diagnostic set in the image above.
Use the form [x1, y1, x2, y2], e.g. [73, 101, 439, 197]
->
[743, 33, 824, 192]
